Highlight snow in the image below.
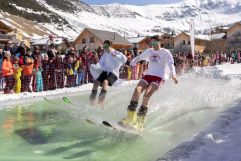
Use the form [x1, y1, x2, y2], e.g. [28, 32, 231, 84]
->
[183, 32, 211, 41]
[187, 105, 241, 161]
[31, 33, 44, 40]
[160, 100, 241, 161]
[29, 0, 239, 38]
[127, 36, 146, 43]
[212, 33, 226, 39]
[0, 79, 138, 103]
[195, 34, 211, 41]
[158, 63, 241, 161]
[11, 3, 46, 15]
[4, 0, 241, 39]
[0, 19, 16, 29]
[4, 18, 23, 28]
[31, 37, 64, 45]
[215, 63, 241, 75]
[193, 63, 241, 80]
[22, 32, 31, 38]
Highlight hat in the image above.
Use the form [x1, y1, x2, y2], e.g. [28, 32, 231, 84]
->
[4, 51, 11, 57]
[34, 46, 40, 50]
[103, 40, 112, 46]
[150, 35, 160, 41]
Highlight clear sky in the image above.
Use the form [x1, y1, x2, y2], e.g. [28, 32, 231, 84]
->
[83, 0, 181, 5]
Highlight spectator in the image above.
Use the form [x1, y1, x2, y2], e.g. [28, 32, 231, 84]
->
[65, 56, 76, 87]
[86, 50, 98, 83]
[15, 41, 26, 58]
[21, 49, 34, 92]
[32, 46, 43, 92]
[76, 53, 85, 86]
[42, 55, 49, 91]
[2, 51, 14, 94]
[2, 40, 14, 57]
[53, 52, 64, 88]
[13, 57, 22, 93]
[48, 44, 58, 90]
[0, 49, 3, 90]
[46, 34, 55, 51]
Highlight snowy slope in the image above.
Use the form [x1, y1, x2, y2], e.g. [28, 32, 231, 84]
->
[43, 0, 241, 38]
[0, 12, 55, 39]
[1, 0, 241, 38]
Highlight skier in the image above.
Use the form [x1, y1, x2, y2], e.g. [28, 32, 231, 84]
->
[120, 35, 178, 131]
[89, 40, 127, 107]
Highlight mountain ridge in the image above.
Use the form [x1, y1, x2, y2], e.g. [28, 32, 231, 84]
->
[0, 0, 240, 38]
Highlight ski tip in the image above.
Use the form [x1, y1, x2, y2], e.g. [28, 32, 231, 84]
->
[102, 121, 112, 127]
[63, 97, 71, 104]
[86, 119, 96, 125]
[44, 97, 55, 104]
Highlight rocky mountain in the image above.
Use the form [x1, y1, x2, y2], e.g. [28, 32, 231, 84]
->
[0, 0, 240, 38]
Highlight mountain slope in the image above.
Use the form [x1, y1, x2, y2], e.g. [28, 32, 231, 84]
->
[0, 0, 241, 38]
[0, 12, 56, 40]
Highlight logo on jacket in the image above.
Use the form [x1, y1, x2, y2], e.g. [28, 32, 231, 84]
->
[150, 55, 161, 63]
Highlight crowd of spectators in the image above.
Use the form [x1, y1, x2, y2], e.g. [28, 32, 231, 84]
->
[0, 37, 240, 94]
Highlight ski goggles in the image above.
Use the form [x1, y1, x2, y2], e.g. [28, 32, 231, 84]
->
[103, 44, 110, 49]
[149, 41, 159, 47]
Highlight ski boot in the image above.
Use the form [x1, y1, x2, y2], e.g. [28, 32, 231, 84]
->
[134, 114, 146, 132]
[134, 106, 148, 132]
[89, 90, 97, 106]
[98, 89, 107, 108]
[119, 101, 138, 127]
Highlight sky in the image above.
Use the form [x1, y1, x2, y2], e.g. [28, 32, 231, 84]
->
[83, 0, 181, 5]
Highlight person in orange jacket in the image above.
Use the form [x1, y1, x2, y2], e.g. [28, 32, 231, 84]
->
[20, 49, 34, 92]
[2, 51, 15, 94]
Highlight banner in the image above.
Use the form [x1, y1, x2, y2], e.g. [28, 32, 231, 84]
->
[190, 19, 195, 59]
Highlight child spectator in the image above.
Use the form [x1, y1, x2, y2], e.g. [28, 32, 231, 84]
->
[13, 57, 22, 93]
[2, 51, 15, 94]
[32, 46, 43, 92]
[66, 57, 75, 87]
[21, 49, 34, 92]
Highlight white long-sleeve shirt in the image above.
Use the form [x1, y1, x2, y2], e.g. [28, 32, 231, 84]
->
[130, 48, 176, 80]
[98, 50, 127, 78]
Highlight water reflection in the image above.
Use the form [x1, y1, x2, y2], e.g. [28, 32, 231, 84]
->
[1, 116, 15, 138]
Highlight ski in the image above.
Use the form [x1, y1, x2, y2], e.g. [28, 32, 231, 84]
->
[43, 97, 57, 104]
[62, 97, 82, 107]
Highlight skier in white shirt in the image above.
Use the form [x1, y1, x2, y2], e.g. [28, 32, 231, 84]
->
[120, 36, 178, 131]
[89, 40, 127, 107]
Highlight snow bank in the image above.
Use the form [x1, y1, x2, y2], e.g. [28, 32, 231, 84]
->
[158, 63, 241, 161]
[0, 79, 138, 103]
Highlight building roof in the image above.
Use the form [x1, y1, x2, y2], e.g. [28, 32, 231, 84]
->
[175, 32, 211, 41]
[0, 19, 15, 29]
[161, 33, 174, 38]
[212, 33, 226, 40]
[0, 19, 15, 33]
[127, 36, 146, 44]
[228, 22, 241, 31]
[195, 34, 211, 41]
[78, 28, 132, 46]
[31, 38, 64, 46]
